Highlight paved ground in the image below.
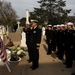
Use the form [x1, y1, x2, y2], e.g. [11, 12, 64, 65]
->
[0, 35, 75, 75]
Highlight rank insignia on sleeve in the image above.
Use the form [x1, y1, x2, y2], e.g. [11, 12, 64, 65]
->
[33, 31, 36, 33]
[73, 33, 75, 35]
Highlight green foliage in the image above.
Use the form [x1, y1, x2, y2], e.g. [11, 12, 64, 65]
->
[20, 17, 26, 26]
[30, 0, 71, 25]
[0, 1, 18, 27]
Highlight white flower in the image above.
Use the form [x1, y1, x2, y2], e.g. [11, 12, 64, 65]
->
[12, 51, 16, 54]
[17, 50, 25, 55]
[17, 51, 21, 55]
[17, 47, 21, 50]
[9, 46, 25, 58]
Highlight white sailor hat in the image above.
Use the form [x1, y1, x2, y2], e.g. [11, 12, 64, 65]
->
[53, 25, 57, 27]
[31, 19, 38, 23]
[57, 25, 60, 27]
[48, 25, 52, 27]
[67, 22, 73, 25]
[61, 24, 64, 26]
[64, 25, 67, 26]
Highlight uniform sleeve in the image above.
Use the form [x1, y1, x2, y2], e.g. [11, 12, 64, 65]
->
[36, 29, 42, 47]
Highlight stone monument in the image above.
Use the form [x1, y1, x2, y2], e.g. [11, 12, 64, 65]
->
[26, 9, 30, 25]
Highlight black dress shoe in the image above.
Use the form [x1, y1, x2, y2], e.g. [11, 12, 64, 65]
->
[63, 62, 67, 65]
[66, 65, 72, 68]
[28, 60, 32, 63]
[30, 66, 33, 68]
[47, 53, 51, 55]
[71, 73, 75, 75]
[27, 59, 29, 61]
[32, 66, 38, 70]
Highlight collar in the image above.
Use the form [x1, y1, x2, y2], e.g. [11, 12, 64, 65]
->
[33, 26, 37, 29]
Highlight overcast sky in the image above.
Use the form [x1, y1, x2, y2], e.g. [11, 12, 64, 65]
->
[5, 0, 75, 19]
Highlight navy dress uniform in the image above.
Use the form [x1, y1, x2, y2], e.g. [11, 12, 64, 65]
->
[52, 25, 57, 52]
[56, 29, 62, 57]
[57, 24, 66, 60]
[29, 21, 42, 70]
[65, 29, 75, 68]
[65, 22, 75, 68]
[45, 25, 53, 55]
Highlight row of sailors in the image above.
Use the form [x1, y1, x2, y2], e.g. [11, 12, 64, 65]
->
[45, 22, 75, 68]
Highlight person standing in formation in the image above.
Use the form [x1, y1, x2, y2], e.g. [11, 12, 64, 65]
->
[45, 25, 53, 55]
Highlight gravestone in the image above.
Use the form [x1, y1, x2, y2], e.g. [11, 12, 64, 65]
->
[20, 31, 27, 47]
[17, 21, 20, 32]
[42, 27, 45, 36]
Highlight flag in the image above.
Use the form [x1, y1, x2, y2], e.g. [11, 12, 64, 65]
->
[0, 37, 7, 62]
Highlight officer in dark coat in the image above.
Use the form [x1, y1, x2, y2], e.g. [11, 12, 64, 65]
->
[29, 20, 42, 70]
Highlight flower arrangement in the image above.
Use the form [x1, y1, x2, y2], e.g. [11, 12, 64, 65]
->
[9, 46, 26, 61]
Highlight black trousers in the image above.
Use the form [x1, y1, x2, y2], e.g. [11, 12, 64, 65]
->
[47, 42, 52, 54]
[58, 45, 65, 59]
[27, 45, 33, 61]
[33, 49, 39, 67]
[30, 46, 39, 67]
[51, 40, 56, 51]
[65, 48, 74, 67]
